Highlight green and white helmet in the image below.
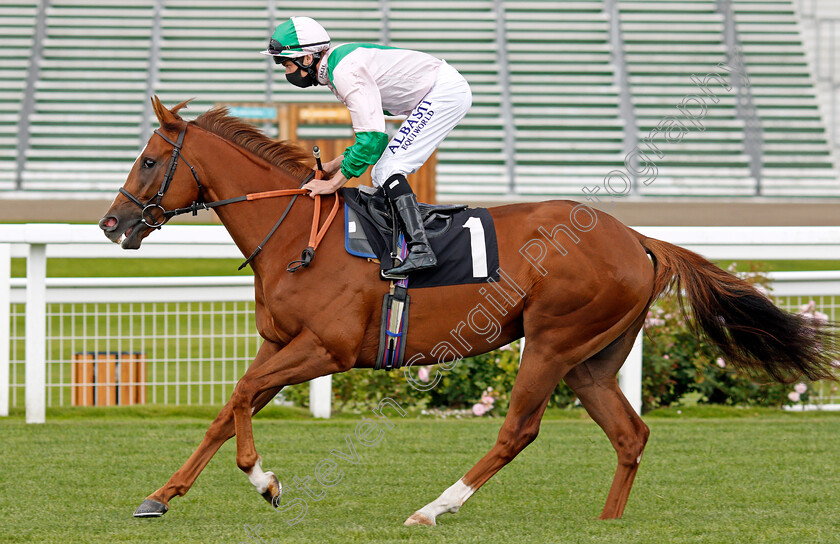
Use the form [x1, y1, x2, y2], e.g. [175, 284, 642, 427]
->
[261, 16, 331, 59]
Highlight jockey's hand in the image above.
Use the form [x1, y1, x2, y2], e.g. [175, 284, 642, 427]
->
[303, 171, 348, 198]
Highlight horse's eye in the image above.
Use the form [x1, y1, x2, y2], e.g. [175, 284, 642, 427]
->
[142, 158, 156, 169]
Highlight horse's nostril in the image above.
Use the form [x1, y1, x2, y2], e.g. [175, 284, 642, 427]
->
[99, 216, 118, 231]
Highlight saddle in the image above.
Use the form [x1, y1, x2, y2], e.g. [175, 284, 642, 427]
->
[340, 186, 500, 371]
[344, 185, 467, 239]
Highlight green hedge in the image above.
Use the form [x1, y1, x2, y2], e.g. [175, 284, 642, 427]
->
[284, 341, 576, 416]
[641, 263, 816, 412]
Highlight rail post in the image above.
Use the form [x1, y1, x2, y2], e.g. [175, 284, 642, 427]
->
[25, 242, 47, 424]
[0, 243, 10, 417]
[619, 332, 644, 415]
[309, 375, 332, 419]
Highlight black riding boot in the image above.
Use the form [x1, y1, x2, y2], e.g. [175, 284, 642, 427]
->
[384, 192, 438, 276]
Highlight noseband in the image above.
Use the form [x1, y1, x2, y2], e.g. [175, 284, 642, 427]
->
[119, 123, 336, 272]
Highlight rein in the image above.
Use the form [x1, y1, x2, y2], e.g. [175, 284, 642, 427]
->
[120, 124, 340, 272]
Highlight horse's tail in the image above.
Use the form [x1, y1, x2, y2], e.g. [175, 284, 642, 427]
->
[634, 231, 839, 383]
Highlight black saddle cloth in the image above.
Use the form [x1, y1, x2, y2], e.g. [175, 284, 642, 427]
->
[341, 186, 500, 289]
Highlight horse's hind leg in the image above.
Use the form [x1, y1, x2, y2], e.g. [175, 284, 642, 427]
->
[563, 314, 649, 519]
[405, 335, 567, 526]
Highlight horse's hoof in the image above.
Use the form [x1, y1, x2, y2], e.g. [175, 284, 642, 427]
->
[404, 511, 435, 527]
[260, 471, 282, 507]
[133, 498, 168, 518]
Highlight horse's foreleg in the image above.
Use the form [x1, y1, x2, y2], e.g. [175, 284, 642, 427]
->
[133, 342, 282, 518]
[564, 318, 649, 520]
[405, 339, 565, 527]
[229, 328, 345, 507]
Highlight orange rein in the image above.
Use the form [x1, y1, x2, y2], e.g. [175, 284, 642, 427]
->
[243, 171, 340, 252]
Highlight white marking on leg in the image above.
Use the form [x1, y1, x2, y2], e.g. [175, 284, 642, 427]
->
[416, 479, 475, 524]
[247, 457, 273, 494]
[636, 454, 642, 464]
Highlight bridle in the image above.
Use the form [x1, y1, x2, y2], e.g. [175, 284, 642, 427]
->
[120, 125, 206, 229]
[119, 123, 338, 272]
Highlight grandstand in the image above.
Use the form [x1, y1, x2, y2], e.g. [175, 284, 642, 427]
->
[797, 0, 840, 187]
[24, 0, 154, 192]
[734, 0, 838, 196]
[506, 0, 625, 197]
[0, 1, 38, 191]
[620, 0, 754, 197]
[1, 0, 838, 206]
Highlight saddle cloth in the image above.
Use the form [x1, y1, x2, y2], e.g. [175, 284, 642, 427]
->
[341, 186, 500, 288]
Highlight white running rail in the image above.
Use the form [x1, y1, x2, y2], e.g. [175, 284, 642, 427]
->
[1, 224, 840, 422]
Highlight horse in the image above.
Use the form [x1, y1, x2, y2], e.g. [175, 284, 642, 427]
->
[99, 97, 838, 525]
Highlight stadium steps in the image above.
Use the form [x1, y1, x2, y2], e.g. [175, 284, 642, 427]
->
[22, 0, 154, 192]
[733, 0, 839, 196]
[268, 1, 385, 115]
[389, 0, 507, 197]
[0, 1, 38, 190]
[619, 0, 757, 197]
[157, 0, 270, 123]
[7, 0, 838, 199]
[798, 0, 840, 184]
[505, 0, 623, 197]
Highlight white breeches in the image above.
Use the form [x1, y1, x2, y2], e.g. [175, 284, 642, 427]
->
[370, 62, 472, 188]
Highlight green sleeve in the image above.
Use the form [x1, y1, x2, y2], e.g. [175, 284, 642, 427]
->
[340, 131, 390, 179]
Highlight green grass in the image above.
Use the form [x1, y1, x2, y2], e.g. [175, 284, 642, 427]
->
[716, 260, 840, 272]
[11, 258, 250, 278]
[3, 407, 840, 543]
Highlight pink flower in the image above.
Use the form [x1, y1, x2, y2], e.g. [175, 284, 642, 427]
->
[788, 392, 801, 403]
[799, 301, 816, 314]
[481, 394, 495, 405]
[500, 343, 513, 351]
[417, 366, 430, 382]
[663, 354, 670, 360]
[472, 403, 488, 416]
[794, 383, 808, 395]
[716, 358, 726, 368]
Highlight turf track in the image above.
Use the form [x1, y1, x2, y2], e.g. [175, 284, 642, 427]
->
[2, 407, 840, 544]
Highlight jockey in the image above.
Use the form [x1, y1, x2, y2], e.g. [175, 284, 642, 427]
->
[261, 16, 473, 276]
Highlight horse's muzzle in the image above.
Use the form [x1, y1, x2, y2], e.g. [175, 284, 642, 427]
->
[99, 213, 145, 248]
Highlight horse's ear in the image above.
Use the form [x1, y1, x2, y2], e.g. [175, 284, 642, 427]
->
[170, 98, 194, 115]
[151, 95, 180, 128]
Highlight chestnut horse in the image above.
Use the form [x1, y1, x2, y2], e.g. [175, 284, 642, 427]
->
[100, 98, 837, 525]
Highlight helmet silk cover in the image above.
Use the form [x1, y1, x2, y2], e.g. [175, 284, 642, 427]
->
[262, 16, 330, 59]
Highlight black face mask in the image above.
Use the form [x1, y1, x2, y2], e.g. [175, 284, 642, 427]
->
[285, 57, 320, 88]
[286, 66, 317, 88]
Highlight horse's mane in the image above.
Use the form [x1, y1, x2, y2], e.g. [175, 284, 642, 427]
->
[186, 105, 313, 179]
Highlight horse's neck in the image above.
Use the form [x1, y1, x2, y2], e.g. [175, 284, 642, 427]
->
[196, 139, 311, 275]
